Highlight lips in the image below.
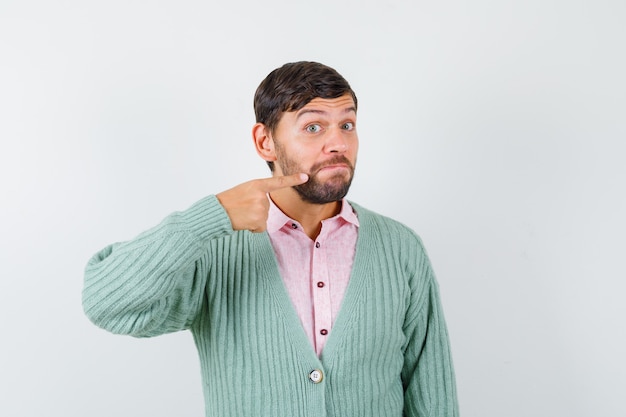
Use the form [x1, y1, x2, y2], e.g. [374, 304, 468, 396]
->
[319, 164, 349, 171]
[312, 157, 353, 175]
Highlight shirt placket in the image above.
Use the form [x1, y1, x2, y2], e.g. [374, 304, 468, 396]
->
[311, 230, 332, 356]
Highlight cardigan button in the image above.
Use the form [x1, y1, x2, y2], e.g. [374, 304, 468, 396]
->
[309, 369, 323, 384]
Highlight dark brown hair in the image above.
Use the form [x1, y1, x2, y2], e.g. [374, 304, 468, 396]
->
[254, 61, 358, 170]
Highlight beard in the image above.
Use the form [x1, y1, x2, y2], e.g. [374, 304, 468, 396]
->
[274, 146, 356, 205]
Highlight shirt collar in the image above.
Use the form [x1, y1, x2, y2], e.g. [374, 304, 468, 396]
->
[267, 196, 359, 233]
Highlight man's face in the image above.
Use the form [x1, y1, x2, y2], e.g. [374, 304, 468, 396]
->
[271, 94, 358, 204]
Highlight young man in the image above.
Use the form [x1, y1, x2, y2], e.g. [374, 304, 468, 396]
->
[83, 61, 459, 416]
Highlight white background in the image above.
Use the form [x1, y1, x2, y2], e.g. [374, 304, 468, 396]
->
[1, 1, 625, 416]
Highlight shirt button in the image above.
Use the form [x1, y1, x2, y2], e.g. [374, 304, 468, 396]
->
[315, 242, 321, 248]
[317, 281, 325, 288]
[309, 369, 324, 384]
[320, 329, 328, 336]
[291, 223, 298, 229]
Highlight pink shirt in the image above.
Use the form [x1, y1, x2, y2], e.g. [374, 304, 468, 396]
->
[267, 198, 359, 356]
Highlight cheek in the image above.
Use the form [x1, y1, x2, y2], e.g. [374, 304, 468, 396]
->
[347, 141, 359, 162]
[290, 144, 320, 164]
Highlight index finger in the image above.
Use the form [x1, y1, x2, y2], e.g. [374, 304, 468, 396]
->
[258, 173, 309, 192]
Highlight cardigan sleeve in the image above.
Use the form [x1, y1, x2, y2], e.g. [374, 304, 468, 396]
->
[401, 239, 459, 417]
[82, 195, 234, 337]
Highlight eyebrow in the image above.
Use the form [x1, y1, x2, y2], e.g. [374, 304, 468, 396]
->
[295, 106, 357, 120]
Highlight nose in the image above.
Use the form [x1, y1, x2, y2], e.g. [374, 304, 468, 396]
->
[324, 127, 349, 154]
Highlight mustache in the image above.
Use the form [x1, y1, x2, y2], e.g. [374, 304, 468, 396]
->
[310, 156, 355, 175]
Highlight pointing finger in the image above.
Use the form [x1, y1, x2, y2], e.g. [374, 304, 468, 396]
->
[259, 173, 309, 192]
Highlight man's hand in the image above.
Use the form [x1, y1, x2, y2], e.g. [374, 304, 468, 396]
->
[216, 173, 309, 232]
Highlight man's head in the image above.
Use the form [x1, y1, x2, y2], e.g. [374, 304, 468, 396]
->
[254, 61, 358, 172]
[253, 62, 359, 204]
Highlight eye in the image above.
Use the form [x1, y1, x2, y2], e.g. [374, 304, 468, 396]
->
[341, 122, 354, 130]
[306, 124, 322, 133]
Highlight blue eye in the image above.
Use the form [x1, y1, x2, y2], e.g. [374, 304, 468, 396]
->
[306, 124, 321, 133]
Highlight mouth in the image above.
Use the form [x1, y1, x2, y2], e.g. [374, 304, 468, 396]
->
[312, 157, 353, 176]
[314, 165, 352, 180]
[318, 164, 350, 172]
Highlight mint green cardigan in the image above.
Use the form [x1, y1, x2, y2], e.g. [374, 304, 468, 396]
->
[83, 195, 458, 417]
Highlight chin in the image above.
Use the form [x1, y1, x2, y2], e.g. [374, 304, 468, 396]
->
[294, 176, 352, 205]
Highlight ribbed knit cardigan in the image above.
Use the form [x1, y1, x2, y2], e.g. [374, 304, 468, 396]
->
[83, 195, 458, 417]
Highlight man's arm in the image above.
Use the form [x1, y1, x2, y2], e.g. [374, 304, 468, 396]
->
[82, 173, 309, 337]
[401, 240, 459, 417]
[82, 195, 233, 337]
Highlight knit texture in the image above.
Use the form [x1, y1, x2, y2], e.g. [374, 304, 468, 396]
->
[83, 195, 459, 417]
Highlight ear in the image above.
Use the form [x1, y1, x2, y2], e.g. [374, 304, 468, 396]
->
[252, 123, 277, 163]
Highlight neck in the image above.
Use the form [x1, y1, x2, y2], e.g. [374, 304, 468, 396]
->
[269, 188, 342, 240]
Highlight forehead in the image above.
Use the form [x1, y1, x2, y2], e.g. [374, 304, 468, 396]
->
[295, 94, 356, 115]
